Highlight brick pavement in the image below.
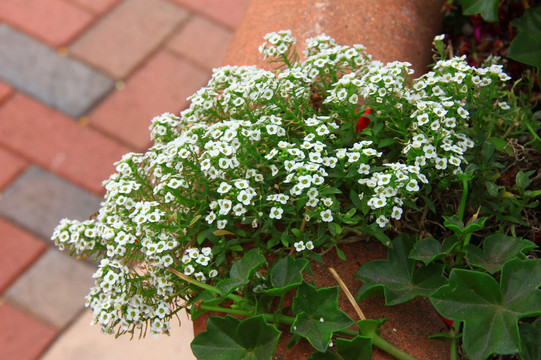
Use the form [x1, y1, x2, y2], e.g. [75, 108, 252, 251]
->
[0, 1, 248, 359]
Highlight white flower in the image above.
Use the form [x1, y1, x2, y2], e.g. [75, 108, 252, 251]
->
[435, 157, 448, 170]
[237, 190, 253, 205]
[305, 241, 314, 250]
[184, 265, 195, 276]
[294, 241, 305, 252]
[297, 175, 312, 188]
[217, 182, 232, 194]
[269, 207, 284, 219]
[194, 272, 206, 282]
[406, 179, 419, 192]
[205, 211, 216, 224]
[209, 269, 218, 278]
[376, 215, 389, 228]
[217, 219, 227, 229]
[391, 206, 403, 220]
[320, 209, 333, 222]
[196, 255, 210, 266]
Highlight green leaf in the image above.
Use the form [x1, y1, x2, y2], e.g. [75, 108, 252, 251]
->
[191, 315, 280, 360]
[508, 31, 541, 73]
[515, 170, 534, 193]
[265, 256, 309, 296]
[430, 259, 541, 360]
[409, 237, 445, 265]
[328, 222, 342, 236]
[465, 233, 537, 274]
[368, 225, 392, 248]
[217, 249, 266, 295]
[511, 7, 541, 34]
[335, 246, 347, 261]
[336, 336, 372, 360]
[291, 282, 354, 352]
[443, 215, 465, 234]
[356, 318, 386, 337]
[308, 351, 342, 360]
[519, 317, 541, 360]
[356, 234, 447, 305]
[463, 216, 488, 234]
[485, 181, 499, 197]
[461, 0, 499, 22]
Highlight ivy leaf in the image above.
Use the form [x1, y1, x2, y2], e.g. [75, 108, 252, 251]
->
[265, 256, 309, 296]
[508, 32, 541, 79]
[191, 315, 280, 360]
[356, 318, 386, 337]
[308, 351, 342, 360]
[465, 233, 537, 274]
[430, 259, 541, 360]
[291, 282, 354, 352]
[355, 234, 447, 305]
[510, 8, 541, 78]
[308, 336, 372, 360]
[217, 249, 266, 296]
[335, 335, 372, 360]
[461, 0, 499, 22]
[409, 237, 445, 265]
[519, 317, 541, 360]
[511, 7, 541, 34]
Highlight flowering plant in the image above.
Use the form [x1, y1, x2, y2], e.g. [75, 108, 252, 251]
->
[52, 31, 541, 359]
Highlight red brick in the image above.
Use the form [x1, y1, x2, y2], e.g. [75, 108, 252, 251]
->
[167, 16, 234, 70]
[69, 0, 189, 79]
[0, 0, 95, 47]
[0, 94, 131, 195]
[0, 302, 57, 360]
[89, 51, 209, 150]
[0, 81, 14, 104]
[65, 0, 121, 14]
[0, 147, 27, 191]
[0, 218, 46, 294]
[170, 0, 249, 29]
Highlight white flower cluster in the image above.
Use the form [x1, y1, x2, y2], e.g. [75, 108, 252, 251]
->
[51, 31, 516, 338]
[259, 30, 296, 59]
[181, 247, 218, 282]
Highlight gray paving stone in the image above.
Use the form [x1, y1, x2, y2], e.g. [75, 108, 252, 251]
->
[0, 166, 102, 241]
[0, 24, 114, 118]
[4, 248, 96, 330]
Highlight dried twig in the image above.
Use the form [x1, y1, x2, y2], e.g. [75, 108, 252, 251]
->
[329, 267, 366, 320]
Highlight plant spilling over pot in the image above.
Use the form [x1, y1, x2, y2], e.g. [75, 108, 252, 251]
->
[52, 31, 541, 360]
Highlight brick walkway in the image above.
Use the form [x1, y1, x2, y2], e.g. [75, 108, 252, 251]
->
[0, 1, 248, 359]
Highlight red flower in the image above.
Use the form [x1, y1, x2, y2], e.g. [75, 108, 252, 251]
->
[438, 314, 454, 327]
[355, 107, 371, 133]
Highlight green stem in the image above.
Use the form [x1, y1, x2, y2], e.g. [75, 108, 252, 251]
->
[449, 326, 458, 360]
[372, 334, 418, 360]
[167, 266, 244, 303]
[198, 304, 417, 360]
[458, 177, 469, 221]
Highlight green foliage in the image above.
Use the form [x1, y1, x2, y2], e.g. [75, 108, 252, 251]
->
[509, 8, 541, 78]
[465, 233, 537, 273]
[291, 282, 354, 352]
[431, 259, 541, 360]
[461, 0, 499, 22]
[265, 256, 309, 296]
[191, 315, 280, 360]
[519, 317, 541, 360]
[355, 234, 447, 305]
[458, 1, 541, 77]
[308, 336, 373, 360]
[216, 249, 266, 296]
